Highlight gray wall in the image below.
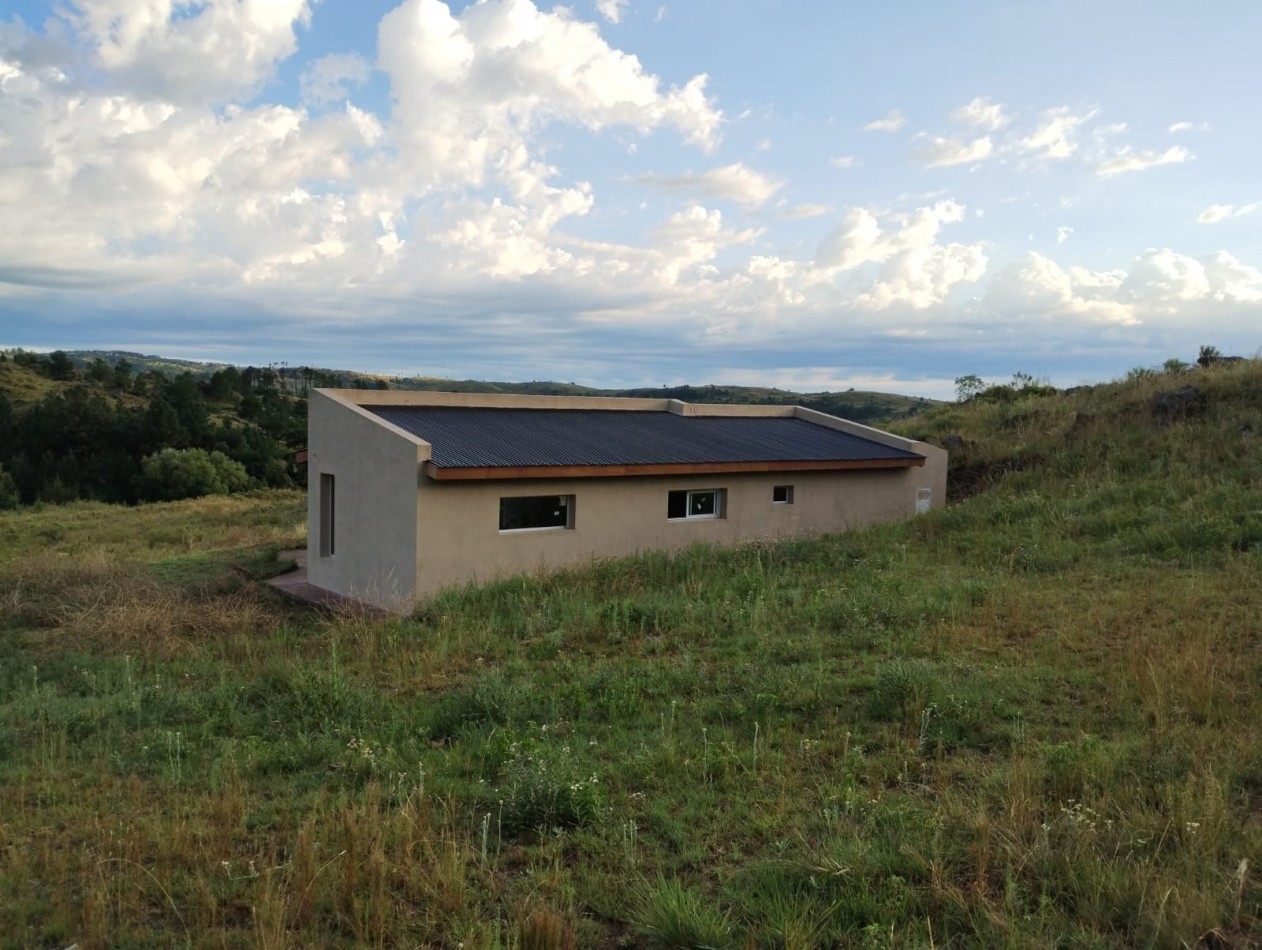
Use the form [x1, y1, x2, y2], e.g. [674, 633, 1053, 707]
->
[306, 390, 425, 610]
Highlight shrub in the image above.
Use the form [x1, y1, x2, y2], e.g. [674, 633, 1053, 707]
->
[139, 448, 250, 501]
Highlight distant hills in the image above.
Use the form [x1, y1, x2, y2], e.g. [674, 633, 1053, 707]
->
[49, 348, 937, 423]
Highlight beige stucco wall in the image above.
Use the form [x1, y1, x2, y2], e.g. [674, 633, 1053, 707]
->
[412, 461, 945, 601]
[306, 390, 427, 611]
[306, 389, 948, 611]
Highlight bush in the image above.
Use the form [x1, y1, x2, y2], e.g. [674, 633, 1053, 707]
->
[139, 448, 250, 501]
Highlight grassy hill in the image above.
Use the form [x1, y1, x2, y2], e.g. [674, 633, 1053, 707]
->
[1, 361, 1259, 947]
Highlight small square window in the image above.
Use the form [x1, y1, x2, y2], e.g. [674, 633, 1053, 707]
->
[668, 488, 724, 521]
[772, 485, 794, 505]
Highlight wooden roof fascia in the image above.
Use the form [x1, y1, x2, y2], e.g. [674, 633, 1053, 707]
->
[423, 456, 924, 481]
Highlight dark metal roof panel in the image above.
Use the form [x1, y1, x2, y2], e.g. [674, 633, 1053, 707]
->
[363, 406, 923, 468]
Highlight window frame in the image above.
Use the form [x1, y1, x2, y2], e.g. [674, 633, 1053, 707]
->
[667, 488, 725, 522]
[498, 494, 575, 533]
[772, 484, 794, 505]
[319, 473, 336, 557]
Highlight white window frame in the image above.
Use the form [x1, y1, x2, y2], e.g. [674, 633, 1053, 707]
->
[772, 484, 794, 505]
[668, 488, 725, 521]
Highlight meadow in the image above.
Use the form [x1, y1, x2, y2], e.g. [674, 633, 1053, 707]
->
[1, 361, 1259, 948]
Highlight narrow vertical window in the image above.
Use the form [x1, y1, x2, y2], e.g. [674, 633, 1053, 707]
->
[916, 487, 932, 515]
[320, 473, 336, 556]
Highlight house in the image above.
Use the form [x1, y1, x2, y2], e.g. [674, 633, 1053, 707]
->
[306, 389, 948, 612]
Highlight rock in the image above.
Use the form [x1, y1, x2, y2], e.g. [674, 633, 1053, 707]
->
[941, 434, 966, 450]
[1070, 411, 1093, 431]
[1151, 385, 1205, 422]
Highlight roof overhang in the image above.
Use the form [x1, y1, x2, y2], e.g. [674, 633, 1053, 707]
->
[423, 456, 924, 481]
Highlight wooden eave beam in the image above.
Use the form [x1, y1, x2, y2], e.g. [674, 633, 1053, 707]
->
[423, 456, 923, 481]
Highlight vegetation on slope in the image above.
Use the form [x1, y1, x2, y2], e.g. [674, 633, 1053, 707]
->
[0, 361, 1259, 948]
[0, 353, 306, 506]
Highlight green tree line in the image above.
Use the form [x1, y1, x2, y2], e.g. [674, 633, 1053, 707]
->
[0, 351, 309, 506]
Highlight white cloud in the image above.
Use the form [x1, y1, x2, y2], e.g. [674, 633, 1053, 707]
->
[983, 247, 1262, 331]
[634, 163, 783, 209]
[984, 252, 1135, 325]
[1096, 145, 1192, 177]
[911, 135, 993, 168]
[300, 53, 372, 107]
[1017, 106, 1097, 160]
[1168, 121, 1194, 133]
[378, 0, 724, 196]
[1197, 202, 1257, 224]
[595, 0, 629, 23]
[66, 0, 313, 103]
[649, 204, 759, 285]
[863, 109, 905, 133]
[950, 96, 1009, 131]
[778, 203, 830, 220]
[815, 200, 987, 308]
[830, 155, 857, 169]
[1056, 226, 1073, 245]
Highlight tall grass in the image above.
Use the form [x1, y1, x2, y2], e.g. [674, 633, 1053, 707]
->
[1, 366, 1260, 947]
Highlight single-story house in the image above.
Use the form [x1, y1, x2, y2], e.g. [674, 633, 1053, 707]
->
[306, 389, 947, 612]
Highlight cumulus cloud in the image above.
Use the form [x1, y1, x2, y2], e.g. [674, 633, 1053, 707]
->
[0, 0, 728, 300]
[1017, 106, 1097, 160]
[1056, 226, 1073, 245]
[911, 135, 993, 168]
[983, 247, 1262, 331]
[815, 200, 987, 308]
[595, 0, 629, 23]
[65, 0, 313, 103]
[1096, 145, 1191, 177]
[300, 53, 372, 107]
[863, 109, 905, 133]
[984, 252, 1135, 325]
[1198, 202, 1258, 224]
[634, 163, 784, 209]
[378, 0, 723, 195]
[950, 96, 1009, 130]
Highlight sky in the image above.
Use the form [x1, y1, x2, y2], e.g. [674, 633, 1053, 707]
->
[0, 0, 1259, 398]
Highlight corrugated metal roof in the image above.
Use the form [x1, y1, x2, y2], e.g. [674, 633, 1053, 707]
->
[363, 406, 923, 469]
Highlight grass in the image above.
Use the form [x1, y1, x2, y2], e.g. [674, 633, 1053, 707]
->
[1, 362, 1261, 947]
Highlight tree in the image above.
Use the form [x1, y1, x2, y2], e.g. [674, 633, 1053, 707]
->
[88, 358, 111, 383]
[139, 448, 250, 501]
[46, 350, 75, 380]
[954, 374, 985, 402]
[113, 358, 133, 390]
[1197, 345, 1223, 368]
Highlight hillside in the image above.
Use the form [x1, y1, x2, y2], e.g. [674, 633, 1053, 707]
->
[0, 354, 305, 506]
[38, 348, 938, 422]
[0, 360, 1259, 947]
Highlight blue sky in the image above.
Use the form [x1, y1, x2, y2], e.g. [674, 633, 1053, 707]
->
[1, 0, 1259, 396]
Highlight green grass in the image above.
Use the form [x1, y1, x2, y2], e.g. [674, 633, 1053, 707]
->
[1, 364, 1260, 947]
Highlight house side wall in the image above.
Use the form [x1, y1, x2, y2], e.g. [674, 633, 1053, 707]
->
[307, 390, 423, 611]
[413, 464, 941, 602]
